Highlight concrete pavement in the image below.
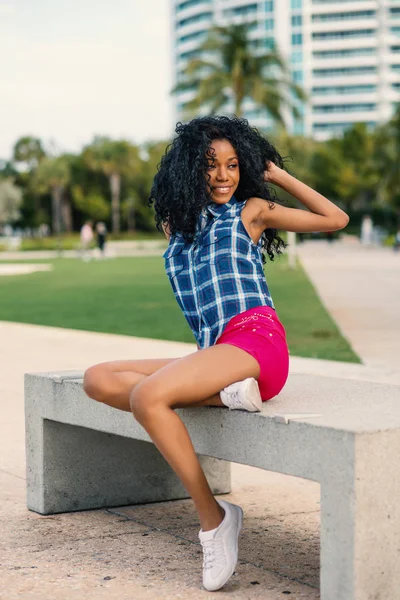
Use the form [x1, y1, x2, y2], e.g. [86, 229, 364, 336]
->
[298, 240, 400, 371]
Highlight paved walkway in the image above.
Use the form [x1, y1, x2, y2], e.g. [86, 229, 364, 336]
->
[298, 240, 400, 371]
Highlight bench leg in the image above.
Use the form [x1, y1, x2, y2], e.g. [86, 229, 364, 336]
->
[26, 419, 231, 515]
[320, 431, 400, 600]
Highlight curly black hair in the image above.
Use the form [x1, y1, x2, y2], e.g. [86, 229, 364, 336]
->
[149, 115, 286, 261]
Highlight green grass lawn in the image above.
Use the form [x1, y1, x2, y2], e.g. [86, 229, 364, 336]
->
[0, 256, 359, 362]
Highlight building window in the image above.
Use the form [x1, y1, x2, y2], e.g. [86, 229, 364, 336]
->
[313, 47, 375, 59]
[313, 122, 376, 132]
[265, 18, 274, 31]
[313, 66, 376, 77]
[178, 30, 207, 44]
[391, 64, 400, 72]
[390, 26, 400, 36]
[312, 11, 375, 22]
[313, 103, 376, 113]
[292, 70, 303, 83]
[392, 83, 400, 90]
[291, 50, 303, 64]
[312, 84, 376, 95]
[179, 49, 199, 61]
[313, 29, 375, 40]
[176, 0, 211, 11]
[265, 37, 275, 49]
[265, 1, 274, 12]
[291, 15, 302, 26]
[291, 0, 302, 8]
[177, 12, 212, 28]
[292, 33, 303, 45]
[389, 8, 400, 19]
[224, 4, 257, 18]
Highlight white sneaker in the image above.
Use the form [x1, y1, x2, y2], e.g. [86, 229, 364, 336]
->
[198, 500, 243, 592]
[220, 377, 262, 412]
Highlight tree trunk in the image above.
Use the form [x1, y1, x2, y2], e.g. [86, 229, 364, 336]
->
[61, 193, 73, 233]
[52, 186, 63, 235]
[127, 197, 136, 233]
[109, 172, 121, 234]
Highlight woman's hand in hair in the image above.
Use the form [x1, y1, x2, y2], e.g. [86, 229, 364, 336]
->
[263, 161, 284, 185]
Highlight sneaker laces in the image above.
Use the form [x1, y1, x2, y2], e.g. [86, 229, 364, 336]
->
[201, 537, 226, 570]
[226, 389, 244, 409]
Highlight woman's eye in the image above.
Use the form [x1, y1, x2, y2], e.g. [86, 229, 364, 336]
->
[207, 164, 215, 170]
[228, 164, 238, 169]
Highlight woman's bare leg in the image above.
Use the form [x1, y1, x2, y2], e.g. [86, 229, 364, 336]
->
[83, 355, 226, 411]
[83, 358, 180, 411]
[129, 344, 260, 531]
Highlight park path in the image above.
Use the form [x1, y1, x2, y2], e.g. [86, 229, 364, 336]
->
[298, 240, 400, 371]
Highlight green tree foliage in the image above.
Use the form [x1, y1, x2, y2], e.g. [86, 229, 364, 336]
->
[82, 137, 140, 234]
[0, 179, 22, 225]
[13, 136, 46, 170]
[31, 155, 72, 234]
[4, 110, 400, 235]
[374, 106, 400, 213]
[71, 185, 110, 222]
[174, 23, 305, 123]
[10, 136, 47, 229]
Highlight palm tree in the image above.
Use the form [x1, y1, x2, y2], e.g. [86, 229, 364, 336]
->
[32, 156, 71, 238]
[174, 23, 305, 124]
[82, 137, 139, 234]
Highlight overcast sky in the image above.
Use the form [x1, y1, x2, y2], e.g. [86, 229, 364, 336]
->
[0, 0, 173, 160]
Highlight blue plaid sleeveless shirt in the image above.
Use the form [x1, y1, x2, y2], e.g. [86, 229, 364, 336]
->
[163, 197, 275, 349]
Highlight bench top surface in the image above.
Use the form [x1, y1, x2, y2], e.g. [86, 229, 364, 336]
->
[29, 371, 400, 434]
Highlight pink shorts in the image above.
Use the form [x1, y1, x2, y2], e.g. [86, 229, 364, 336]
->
[216, 306, 289, 401]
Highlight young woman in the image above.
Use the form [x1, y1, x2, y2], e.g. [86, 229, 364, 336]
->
[83, 116, 348, 592]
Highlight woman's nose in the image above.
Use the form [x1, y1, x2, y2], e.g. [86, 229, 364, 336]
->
[216, 168, 228, 181]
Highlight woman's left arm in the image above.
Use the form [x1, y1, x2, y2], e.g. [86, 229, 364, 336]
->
[256, 163, 349, 233]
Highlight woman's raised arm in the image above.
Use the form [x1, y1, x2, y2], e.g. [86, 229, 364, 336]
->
[255, 163, 349, 233]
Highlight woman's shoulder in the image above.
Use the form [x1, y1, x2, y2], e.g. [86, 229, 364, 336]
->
[241, 197, 268, 224]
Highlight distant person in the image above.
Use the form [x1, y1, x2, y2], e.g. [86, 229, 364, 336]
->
[83, 116, 349, 592]
[326, 231, 334, 244]
[95, 221, 107, 256]
[298, 232, 305, 243]
[80, 220, 93, 261]
[394, 228, 400, 252]
[360, 214, 373, 246]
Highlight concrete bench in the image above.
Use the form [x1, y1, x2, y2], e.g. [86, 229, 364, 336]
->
[25, 370, 400, 600]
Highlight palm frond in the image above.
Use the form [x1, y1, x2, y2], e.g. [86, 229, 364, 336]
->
[173, 22, 305, 126]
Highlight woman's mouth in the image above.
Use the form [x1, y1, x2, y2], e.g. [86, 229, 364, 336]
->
[213, 186, 232, 194]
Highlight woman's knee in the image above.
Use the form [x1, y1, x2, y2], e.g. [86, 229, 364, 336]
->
[129, 381, 164, 422]
[83, 364, 109, 401]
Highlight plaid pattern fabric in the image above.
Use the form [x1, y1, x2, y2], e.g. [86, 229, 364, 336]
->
[163, 197, 274, 348]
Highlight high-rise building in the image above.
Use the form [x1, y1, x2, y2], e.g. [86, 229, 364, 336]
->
[172, 0, 400, 139]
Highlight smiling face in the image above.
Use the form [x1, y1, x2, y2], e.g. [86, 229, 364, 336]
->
[206, 138, 239, 204]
